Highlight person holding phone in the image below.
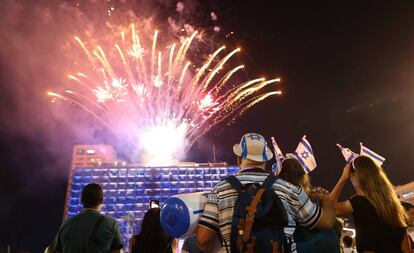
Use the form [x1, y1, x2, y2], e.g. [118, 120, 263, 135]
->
[130, 207, 175, 253]
[149, 200, 160, 209]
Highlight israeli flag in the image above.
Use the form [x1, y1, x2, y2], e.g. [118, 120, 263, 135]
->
[360, 143, 385, 167]
[271, 137, 284, 175]
[294, 135, 317, 174]
[336, 144, 358, 163]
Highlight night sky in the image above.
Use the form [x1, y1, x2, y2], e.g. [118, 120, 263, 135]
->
[1, 1, 414, 252]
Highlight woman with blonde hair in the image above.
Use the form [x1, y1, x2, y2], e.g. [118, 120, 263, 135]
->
[330, 155, 408, 253]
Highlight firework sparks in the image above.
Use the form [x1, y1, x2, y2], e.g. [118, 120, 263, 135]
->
[48, 24, 281, 164]
[127, 44, 145, 59]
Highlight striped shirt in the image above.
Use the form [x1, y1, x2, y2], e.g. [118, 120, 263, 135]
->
[199, 168, 322, 253]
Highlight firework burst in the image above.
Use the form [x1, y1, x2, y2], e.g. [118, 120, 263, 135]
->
[48, 23, 281, 164]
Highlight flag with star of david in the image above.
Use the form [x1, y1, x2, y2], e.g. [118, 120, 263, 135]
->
[294, 135, 317, 174]
[271, 136, 284, 175]
[336, 144, 358, 163]
[360, 143, 385, 167]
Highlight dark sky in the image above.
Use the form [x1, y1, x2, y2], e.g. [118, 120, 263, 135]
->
[1, 1, 414, 252]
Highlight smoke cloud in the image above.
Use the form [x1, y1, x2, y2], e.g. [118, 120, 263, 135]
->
[0, 0, 224, 177]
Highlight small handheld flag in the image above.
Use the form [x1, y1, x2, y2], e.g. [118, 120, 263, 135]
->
[294, 135, 317, 174]
[271, 137, 284, 175]
[360, 143, 385, 167]
[336, 144, 358, 163]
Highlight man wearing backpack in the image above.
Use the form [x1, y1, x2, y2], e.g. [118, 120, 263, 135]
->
[196, 133, 336, 253]
[55, 183, 123, 253]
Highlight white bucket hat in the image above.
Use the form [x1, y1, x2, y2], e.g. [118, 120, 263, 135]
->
[233, 133, 273, 162]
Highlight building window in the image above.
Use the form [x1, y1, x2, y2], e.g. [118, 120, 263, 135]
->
[86, 149, 96, 155]
[76, 149, 86, 155]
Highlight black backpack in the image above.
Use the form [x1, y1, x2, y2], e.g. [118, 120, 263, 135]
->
[225, 173, 290, 253]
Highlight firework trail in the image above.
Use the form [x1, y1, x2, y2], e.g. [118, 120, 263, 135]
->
[48, 23, 281, 164]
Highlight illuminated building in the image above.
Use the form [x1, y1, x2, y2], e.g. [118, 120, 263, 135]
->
[70, 145, 117, 168]
[395, 181, 414, 204]
[63, 145, 238, 252]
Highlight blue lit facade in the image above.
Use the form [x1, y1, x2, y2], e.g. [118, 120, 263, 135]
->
[64, 166, 238, 252]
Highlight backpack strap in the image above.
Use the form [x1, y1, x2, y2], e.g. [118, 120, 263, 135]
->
[240, 174, 279, 250]
[242, 188, 266, 246]
[262, 174, 278, 191]
[225, 175, 244, 193]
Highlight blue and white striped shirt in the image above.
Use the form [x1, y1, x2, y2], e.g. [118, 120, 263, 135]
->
[199, 168, 322, 253]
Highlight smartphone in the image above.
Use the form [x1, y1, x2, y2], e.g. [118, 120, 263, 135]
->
[149, 199, 160, 209]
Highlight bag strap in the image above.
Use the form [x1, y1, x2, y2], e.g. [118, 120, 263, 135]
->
[226, 173, 278, 192]
[86, 215, 105, 246]
[242, 188, 266, 243]
[262, 174, 278, 191]
[225, 175, 244, 193]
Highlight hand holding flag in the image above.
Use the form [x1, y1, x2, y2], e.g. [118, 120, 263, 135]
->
[336, 144, 357, 163]
[271, 137, 284, 175]
[335, 142, 385, 167]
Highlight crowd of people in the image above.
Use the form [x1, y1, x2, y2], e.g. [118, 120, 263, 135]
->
[48, 132, 414, 253]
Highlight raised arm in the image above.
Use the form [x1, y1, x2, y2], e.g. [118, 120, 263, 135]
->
[329, 163, 351, 203]
[329, 163, 353, 215]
